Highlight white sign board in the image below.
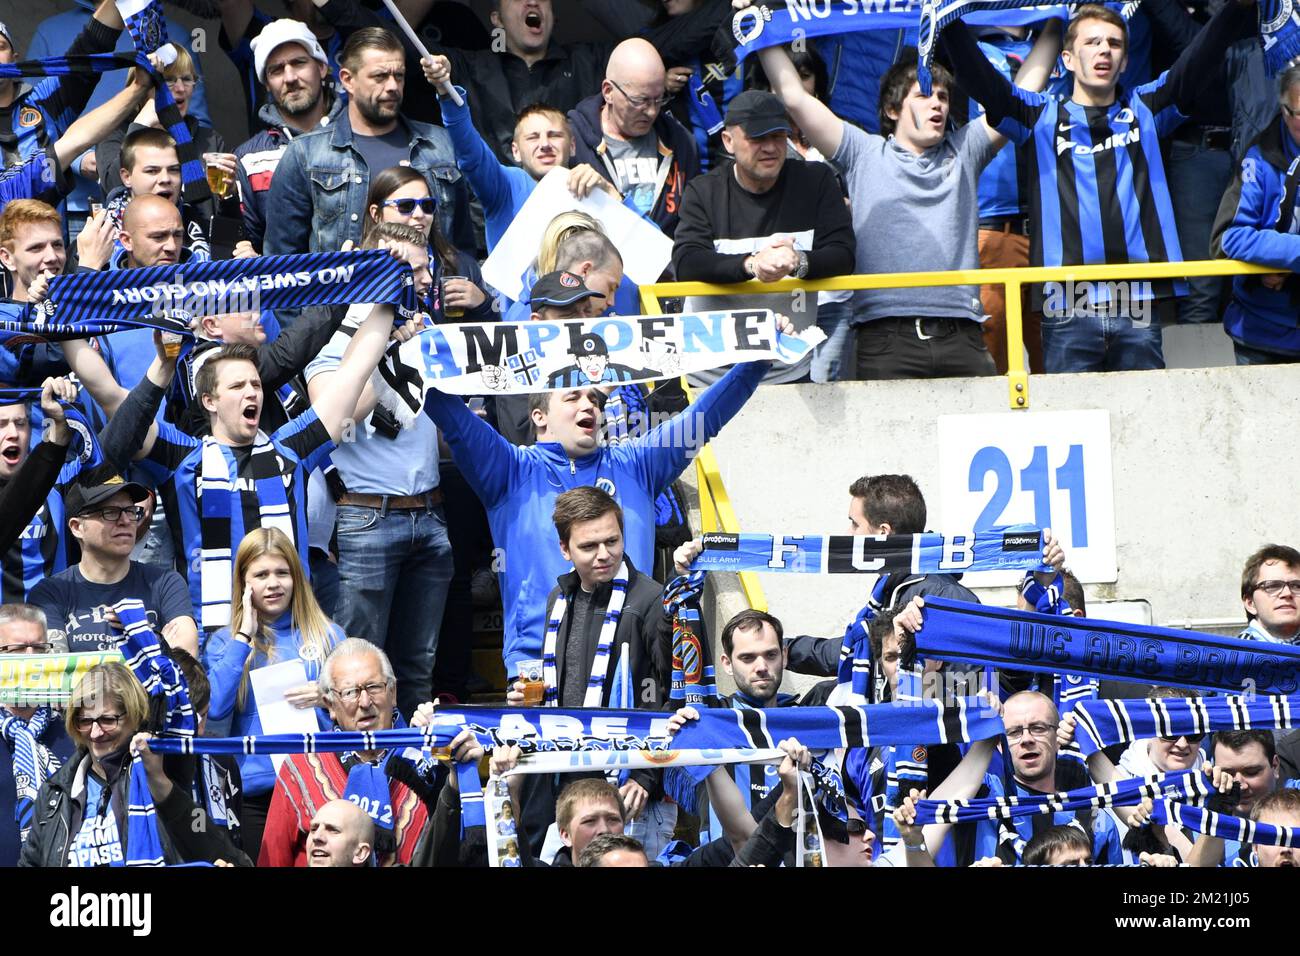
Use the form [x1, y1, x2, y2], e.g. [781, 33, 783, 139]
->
[936, 410, 1117, 584]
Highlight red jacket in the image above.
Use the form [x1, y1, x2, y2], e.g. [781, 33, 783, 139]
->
[258, 752, 429, 867]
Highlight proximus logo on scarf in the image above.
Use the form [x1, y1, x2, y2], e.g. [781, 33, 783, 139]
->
[123, 264, 361, 316]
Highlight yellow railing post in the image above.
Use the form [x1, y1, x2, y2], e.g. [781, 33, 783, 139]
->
[1004, 278, 1029, 409]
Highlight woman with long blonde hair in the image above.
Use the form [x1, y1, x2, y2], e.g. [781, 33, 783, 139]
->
[203, 528, 343, 858]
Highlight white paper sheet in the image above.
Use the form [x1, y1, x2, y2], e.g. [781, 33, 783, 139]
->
[250, 659, 319, 773]
[481, 167, 674, 302]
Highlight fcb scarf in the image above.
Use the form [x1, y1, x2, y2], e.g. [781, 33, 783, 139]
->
[915, 597, 1300, 694]
[0, 651, 121, 706]
[663, 572, 717, 708]
[372, 310, 824, 426]
[542, 562, 629, 707]
[690, 526, 1047, 575]
[0, 705, 62, 843]
[1070, 694, 1299, 757]
[0, 50, 205, 206]
[1259, 0, 1300, 75]
[197, 433, 294, 629]
[3, 253, 416, 340]
[1150, 798, 1299, 848]
[0, 390, 103, 473]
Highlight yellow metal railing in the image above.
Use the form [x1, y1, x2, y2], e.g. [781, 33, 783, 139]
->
[640, 258, 1275, 613]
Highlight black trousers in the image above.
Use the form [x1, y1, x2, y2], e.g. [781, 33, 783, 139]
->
[854, 317, 998, 380]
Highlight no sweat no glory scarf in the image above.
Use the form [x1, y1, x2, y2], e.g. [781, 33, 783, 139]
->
[0, 252, 417, 340]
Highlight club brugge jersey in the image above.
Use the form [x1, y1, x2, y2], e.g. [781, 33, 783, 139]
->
[995, 79, 1188, 302]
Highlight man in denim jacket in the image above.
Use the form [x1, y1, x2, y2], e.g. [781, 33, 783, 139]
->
[263, 27, 473, 257]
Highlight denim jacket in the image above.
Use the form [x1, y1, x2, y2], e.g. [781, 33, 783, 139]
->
[261, 109, 470, 255]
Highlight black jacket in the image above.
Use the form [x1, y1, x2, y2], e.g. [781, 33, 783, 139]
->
[671, 159, 856, 284]
[784, 572, 981, 678]
[567, 94, 700, 238]
[543, 557, 669, 710]
[19, 747, 250, 867]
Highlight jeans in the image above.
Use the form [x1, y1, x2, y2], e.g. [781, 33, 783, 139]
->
[1166, 141, 1233, 325]
[1040, 298, 1173, 373]
[308, 547, 340, 619]
[333, 503, 454, 718]
[1233, 340, 1300, 365]
[811, 297, 853, 383]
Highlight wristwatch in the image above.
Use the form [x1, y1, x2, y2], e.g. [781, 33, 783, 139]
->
[793, 250, 810, 279]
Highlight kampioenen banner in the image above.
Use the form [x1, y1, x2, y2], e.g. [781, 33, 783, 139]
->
[374, 310, 824, 414]
[691, 526, 1046, 574]
[0, 651, 120, 705]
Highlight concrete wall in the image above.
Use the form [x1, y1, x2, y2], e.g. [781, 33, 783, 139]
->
[702, 364, 1300, 694]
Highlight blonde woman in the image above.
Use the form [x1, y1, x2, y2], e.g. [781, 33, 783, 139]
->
[203, 528, 343, 858]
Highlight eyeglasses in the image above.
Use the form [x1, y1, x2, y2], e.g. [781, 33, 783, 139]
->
[75, 713, 124, 732]
[331, 681, 391, 704]
[845, 818, 869, 836]
[79, 506, 146, 524]
[1004, 722, 1055, 742]
[1253, 579, 1300, 596]
[382, 197, 436, 216]
[0, 641, 53, 654]
[166, 75, 197, 88]
[609, 79, 671, 112]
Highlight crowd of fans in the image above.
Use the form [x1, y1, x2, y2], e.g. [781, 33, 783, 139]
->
[0, 0, 1296, 870]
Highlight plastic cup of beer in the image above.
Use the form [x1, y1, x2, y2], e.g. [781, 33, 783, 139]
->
[161, 331, 184, 360]
[440, 276, 467, 319]
[205, 159, 232, 198]
[518, 659, 545, 706]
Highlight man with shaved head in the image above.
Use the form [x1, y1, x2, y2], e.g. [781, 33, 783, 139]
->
[306, 799, 376, 867]
[118, 194, 185, 270]
[568, 37, 699, 236]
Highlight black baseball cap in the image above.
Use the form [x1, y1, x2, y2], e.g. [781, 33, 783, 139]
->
[528, 270, 606, 308]
[724, 90, 791, 138]
[66, 476, 150, 517]
[571, 333, 609, 358]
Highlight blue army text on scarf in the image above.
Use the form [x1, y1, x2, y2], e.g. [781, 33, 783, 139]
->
[0, 252, 418, 340]
[914, 596, 1300, 694]
[0, 50, 206, 206]
[1070, 693, 1300, 756]
[690, 526, 1048, 576]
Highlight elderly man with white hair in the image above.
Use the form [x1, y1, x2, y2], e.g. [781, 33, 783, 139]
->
[258, 638, 441, 867]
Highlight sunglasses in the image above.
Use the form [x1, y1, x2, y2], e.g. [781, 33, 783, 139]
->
[382, 197, 436, 216]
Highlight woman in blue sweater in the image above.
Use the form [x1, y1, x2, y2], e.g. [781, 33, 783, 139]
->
[203, 528, 343, 860]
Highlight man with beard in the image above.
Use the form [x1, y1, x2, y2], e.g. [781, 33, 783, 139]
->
[234, 19, 345, 253]
[264, 27, 471, 257]
[1188, 730, 1298, 867]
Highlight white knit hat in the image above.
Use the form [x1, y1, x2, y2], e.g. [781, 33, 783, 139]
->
[250, 18, 330, 84]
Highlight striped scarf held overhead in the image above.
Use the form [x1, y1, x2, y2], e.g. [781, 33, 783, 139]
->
[542, 562, 629, 707]
[197, 434, 294, 630]
[1070, 694, 1299, 757]
[1150, 798, 1299, 849]
[0, 705, 62, 843]
[0, 50, 206, 206]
